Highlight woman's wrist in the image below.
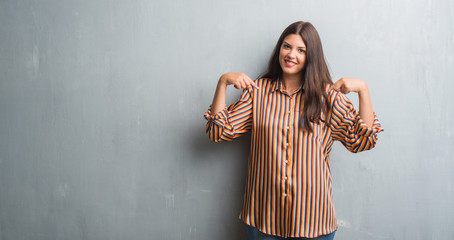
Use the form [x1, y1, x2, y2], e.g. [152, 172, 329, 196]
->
[357, 82, 369, 96]
[217, 77, 228, 90]
[219, 73, 230, 86]
[351, 78, 367, 94]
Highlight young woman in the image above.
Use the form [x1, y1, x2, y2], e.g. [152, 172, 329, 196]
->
[203, 21, 383, 240]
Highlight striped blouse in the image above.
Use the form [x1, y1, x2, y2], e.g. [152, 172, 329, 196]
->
[204, 78, 383, 238]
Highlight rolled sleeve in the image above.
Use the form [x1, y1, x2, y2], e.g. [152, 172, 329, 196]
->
[204, 106, 229, 126]
[204, 89, 253, 142]
[330, 92, 383, 153]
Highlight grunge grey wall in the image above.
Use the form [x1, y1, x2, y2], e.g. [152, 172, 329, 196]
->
[0, 0, 453, 239]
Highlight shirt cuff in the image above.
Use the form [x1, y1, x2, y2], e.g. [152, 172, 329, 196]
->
[204, 105, 229, 125]
[355, 113, 384, 137]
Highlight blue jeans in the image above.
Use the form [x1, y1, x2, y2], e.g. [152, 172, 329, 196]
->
[246, 225, 336, 240]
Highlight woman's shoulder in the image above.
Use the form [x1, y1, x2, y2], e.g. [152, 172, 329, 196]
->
[324, 84, 350, 106]
[253, 77, 276, 90]
[254, 77, 273, 83]
[324, 84, 337, 101]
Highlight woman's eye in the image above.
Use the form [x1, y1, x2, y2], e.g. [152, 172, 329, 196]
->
[283, 44, 290, 49]
[299, 49, 306, 53]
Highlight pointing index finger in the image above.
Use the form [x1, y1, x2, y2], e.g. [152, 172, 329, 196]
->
[328, 85, 334, 92]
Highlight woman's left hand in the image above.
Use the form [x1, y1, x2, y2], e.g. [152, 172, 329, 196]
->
[329, 78, 368, 94]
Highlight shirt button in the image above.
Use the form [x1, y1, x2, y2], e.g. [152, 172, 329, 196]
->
[285, 142, 289, 146]
[285, 160, 288, 164]
[283, 193, 287, 197]
[284, 176, 288, 180]
[285, 126, 289, 130]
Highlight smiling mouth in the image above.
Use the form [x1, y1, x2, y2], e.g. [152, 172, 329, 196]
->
[284, 60, 297, 67]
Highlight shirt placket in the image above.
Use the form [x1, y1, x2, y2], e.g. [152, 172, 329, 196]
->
[283, 92, 296, 236]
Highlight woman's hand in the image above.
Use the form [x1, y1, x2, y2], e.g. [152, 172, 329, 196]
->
[220, 72, 259, 90]
[210, 73, 259, 116]
[329, 77, 368, 94]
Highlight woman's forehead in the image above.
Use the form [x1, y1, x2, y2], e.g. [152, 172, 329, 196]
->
[283, 34, 306, 48]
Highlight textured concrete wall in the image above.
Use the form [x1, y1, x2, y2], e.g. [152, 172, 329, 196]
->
[0, 0, 453, 239]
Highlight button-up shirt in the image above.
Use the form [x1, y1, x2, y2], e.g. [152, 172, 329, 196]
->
[204, 78, 383, 238]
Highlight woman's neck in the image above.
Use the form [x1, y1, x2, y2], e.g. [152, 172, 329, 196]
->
[282, 74, 303, 91]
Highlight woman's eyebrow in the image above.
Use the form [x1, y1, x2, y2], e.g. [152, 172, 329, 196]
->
[283, 41, 306, 49]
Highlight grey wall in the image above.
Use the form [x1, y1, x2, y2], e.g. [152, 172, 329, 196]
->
[0, 0, 453, 239]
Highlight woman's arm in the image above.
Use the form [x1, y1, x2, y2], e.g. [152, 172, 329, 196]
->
[358, 86, 374, 128]
[328, 80, 383, 153]
[211, 72, 259, 116]
[329, 77, 374, 127]
[204, 72, 259, 142]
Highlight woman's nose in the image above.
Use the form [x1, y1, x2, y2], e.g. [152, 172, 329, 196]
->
[287, 49, 296, 58]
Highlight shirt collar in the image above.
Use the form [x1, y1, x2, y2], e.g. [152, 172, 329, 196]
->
[271, 79, 280, 92]
[271, 78, 305, 93]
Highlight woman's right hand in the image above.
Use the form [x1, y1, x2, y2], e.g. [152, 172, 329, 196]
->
[210, 73, 259, 116]
[219, 72, 259, 90]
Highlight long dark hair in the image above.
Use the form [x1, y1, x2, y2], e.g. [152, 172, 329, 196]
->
[261, 21, 332, 132]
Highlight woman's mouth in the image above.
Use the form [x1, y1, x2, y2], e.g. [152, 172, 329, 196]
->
[284, 60, 297, 68]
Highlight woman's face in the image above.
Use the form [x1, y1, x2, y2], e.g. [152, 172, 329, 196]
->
[279, 34, 306, 79]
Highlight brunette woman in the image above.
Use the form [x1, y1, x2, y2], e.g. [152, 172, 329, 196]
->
[204, 21, 383, 240]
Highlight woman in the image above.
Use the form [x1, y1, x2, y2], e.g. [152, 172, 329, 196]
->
[203, 21, 383, 240]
